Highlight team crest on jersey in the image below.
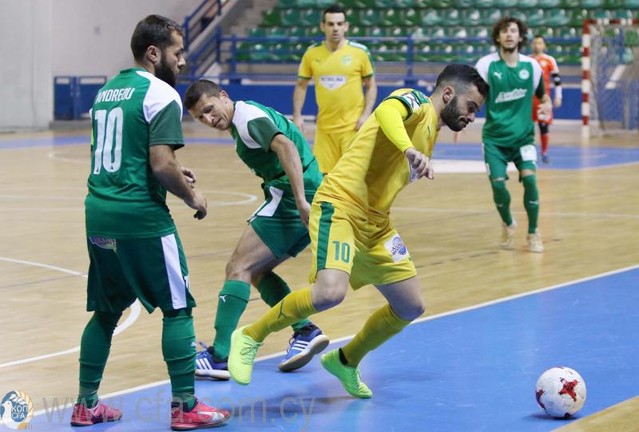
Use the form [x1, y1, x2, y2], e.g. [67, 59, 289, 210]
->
[341, 55, 352, 66]
[519, 69, 530, 80]
[385, 234, 409, 262]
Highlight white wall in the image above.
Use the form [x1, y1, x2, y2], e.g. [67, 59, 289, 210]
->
[52, 0, 202, 77]
[0, 0, 53, 130]
[0, 0, 201, 130]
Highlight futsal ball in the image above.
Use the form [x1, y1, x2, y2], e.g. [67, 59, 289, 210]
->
[535, 367, 587, 418]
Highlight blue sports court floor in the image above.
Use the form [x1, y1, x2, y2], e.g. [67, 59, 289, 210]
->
[29, 266, 639, 431]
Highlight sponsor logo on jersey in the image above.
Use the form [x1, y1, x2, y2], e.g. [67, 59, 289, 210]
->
[495, 88, 527, 103]
[0, 391, 34, 430]
[519, 69, 530, 80]
[385, 234, 409, 262]
[319, 75, 346, 90]
[341, 55, 352, 66]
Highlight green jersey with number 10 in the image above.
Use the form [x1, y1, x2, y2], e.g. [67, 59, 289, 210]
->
[475, 53, 545, 147]
[85, 68, 184, 239]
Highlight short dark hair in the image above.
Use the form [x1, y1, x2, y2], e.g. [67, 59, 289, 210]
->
[322, 4, 347, 22]
[533, 34, 546, 42]
[130, 15, 184, 61]
[435, 64, 489, 99]
[184, 79, 222, 110]
[492, 16, 528, 51]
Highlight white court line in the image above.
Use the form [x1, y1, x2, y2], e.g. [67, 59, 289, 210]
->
[393, 206, 639, 220]
[32, 263, 639, 417]
[0, 257, 141, 370]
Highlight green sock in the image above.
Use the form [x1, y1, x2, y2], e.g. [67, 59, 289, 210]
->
[522, 175, 540, 233]
[257, 272, 311, 332]
[162, 309, 196, 410]
[77, 311, 121, 407]
[490, 179, 513, 226]
[212, 280, 251, 361]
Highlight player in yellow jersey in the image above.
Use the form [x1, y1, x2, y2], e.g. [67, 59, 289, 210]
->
[227, 64, 489, 398]
[293, 3, 377, 174]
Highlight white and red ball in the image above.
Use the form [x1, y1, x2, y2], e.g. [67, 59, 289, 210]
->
[535, 367, 587, 418]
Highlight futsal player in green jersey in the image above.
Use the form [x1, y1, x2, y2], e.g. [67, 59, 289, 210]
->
[183, 80, 329, 379]
[72, 15, 229, 430]
[475, 17, 552, 253]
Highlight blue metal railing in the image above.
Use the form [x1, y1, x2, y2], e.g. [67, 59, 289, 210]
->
[182, 0, 223, 50]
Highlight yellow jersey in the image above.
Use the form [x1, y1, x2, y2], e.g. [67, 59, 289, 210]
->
[298, 40, 375, 133]
[315, 88, 439, 218]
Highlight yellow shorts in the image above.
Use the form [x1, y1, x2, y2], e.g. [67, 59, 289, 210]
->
[313, 129, 356, 174]
[308, 200, 417, 289]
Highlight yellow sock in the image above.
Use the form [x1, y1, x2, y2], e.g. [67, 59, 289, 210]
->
[341, 304, 410, 367]
[244, 287, 316, 342]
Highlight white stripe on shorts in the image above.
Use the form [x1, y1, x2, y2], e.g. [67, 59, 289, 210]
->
[161, 233, 187, 309]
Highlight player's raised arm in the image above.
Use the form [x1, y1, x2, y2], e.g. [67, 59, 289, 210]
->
[149, 144, 207, 219]
[374, 98, 433, 180]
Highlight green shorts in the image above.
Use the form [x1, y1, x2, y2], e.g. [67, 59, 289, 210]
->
[483, 142, 538, 181]
[86, 233, 196, 314]
[249, 185, 314, 259]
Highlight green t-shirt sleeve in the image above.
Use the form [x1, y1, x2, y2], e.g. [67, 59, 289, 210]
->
[247, 117, 281, 152]
[149, 100, 184, 149]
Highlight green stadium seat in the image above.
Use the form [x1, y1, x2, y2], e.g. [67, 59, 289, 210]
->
[475, 0, 495, 7]
[286, 26, 306, 37]
[588, 9, 612, 19]
[440, 9, 462, 26]
[373, 0, 396, 6]
[262, 10, 281, 26]
[538, 0, 560, 6]
[494, 0, 518, 7]
[623, 0, 639, 7]
[280, 10, 301, 26]
[508, 10, 529, 23]
[420, 10, 443, 26]
[466, 10, 482, 26]
[568, 8, 588, 27]
[359, 9, 381, 26]
[403, 9, 421, 26]
[351, 0, 374, 7]
[612, 8, 634, 18]
[603, 0, 623, 7]
[380, 9, 402, 26]
[581, 0, 603, 8]
[277, 0, 297, 7]
[547, 9, 571, 26]
[481, 9, 503, 26]
[559, 0, 580, 6]
[453, 0, 474, 7]
[519, 0, 539, 7]
[348, 26, 367, 37]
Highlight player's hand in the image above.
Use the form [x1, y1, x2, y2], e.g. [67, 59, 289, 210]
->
[293, 116, 306, 134]
[181, 167, 197, 188]
[185, 189, 207, 220]
[405, 148, 434, 180]
[296, 199, 311, 228]
[538, 101, 553, 120]
[553, 97, 562, 109]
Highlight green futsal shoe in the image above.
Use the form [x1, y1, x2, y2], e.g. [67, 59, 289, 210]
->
[321, 349, 373, 399]
[228, 326, 262, 385]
